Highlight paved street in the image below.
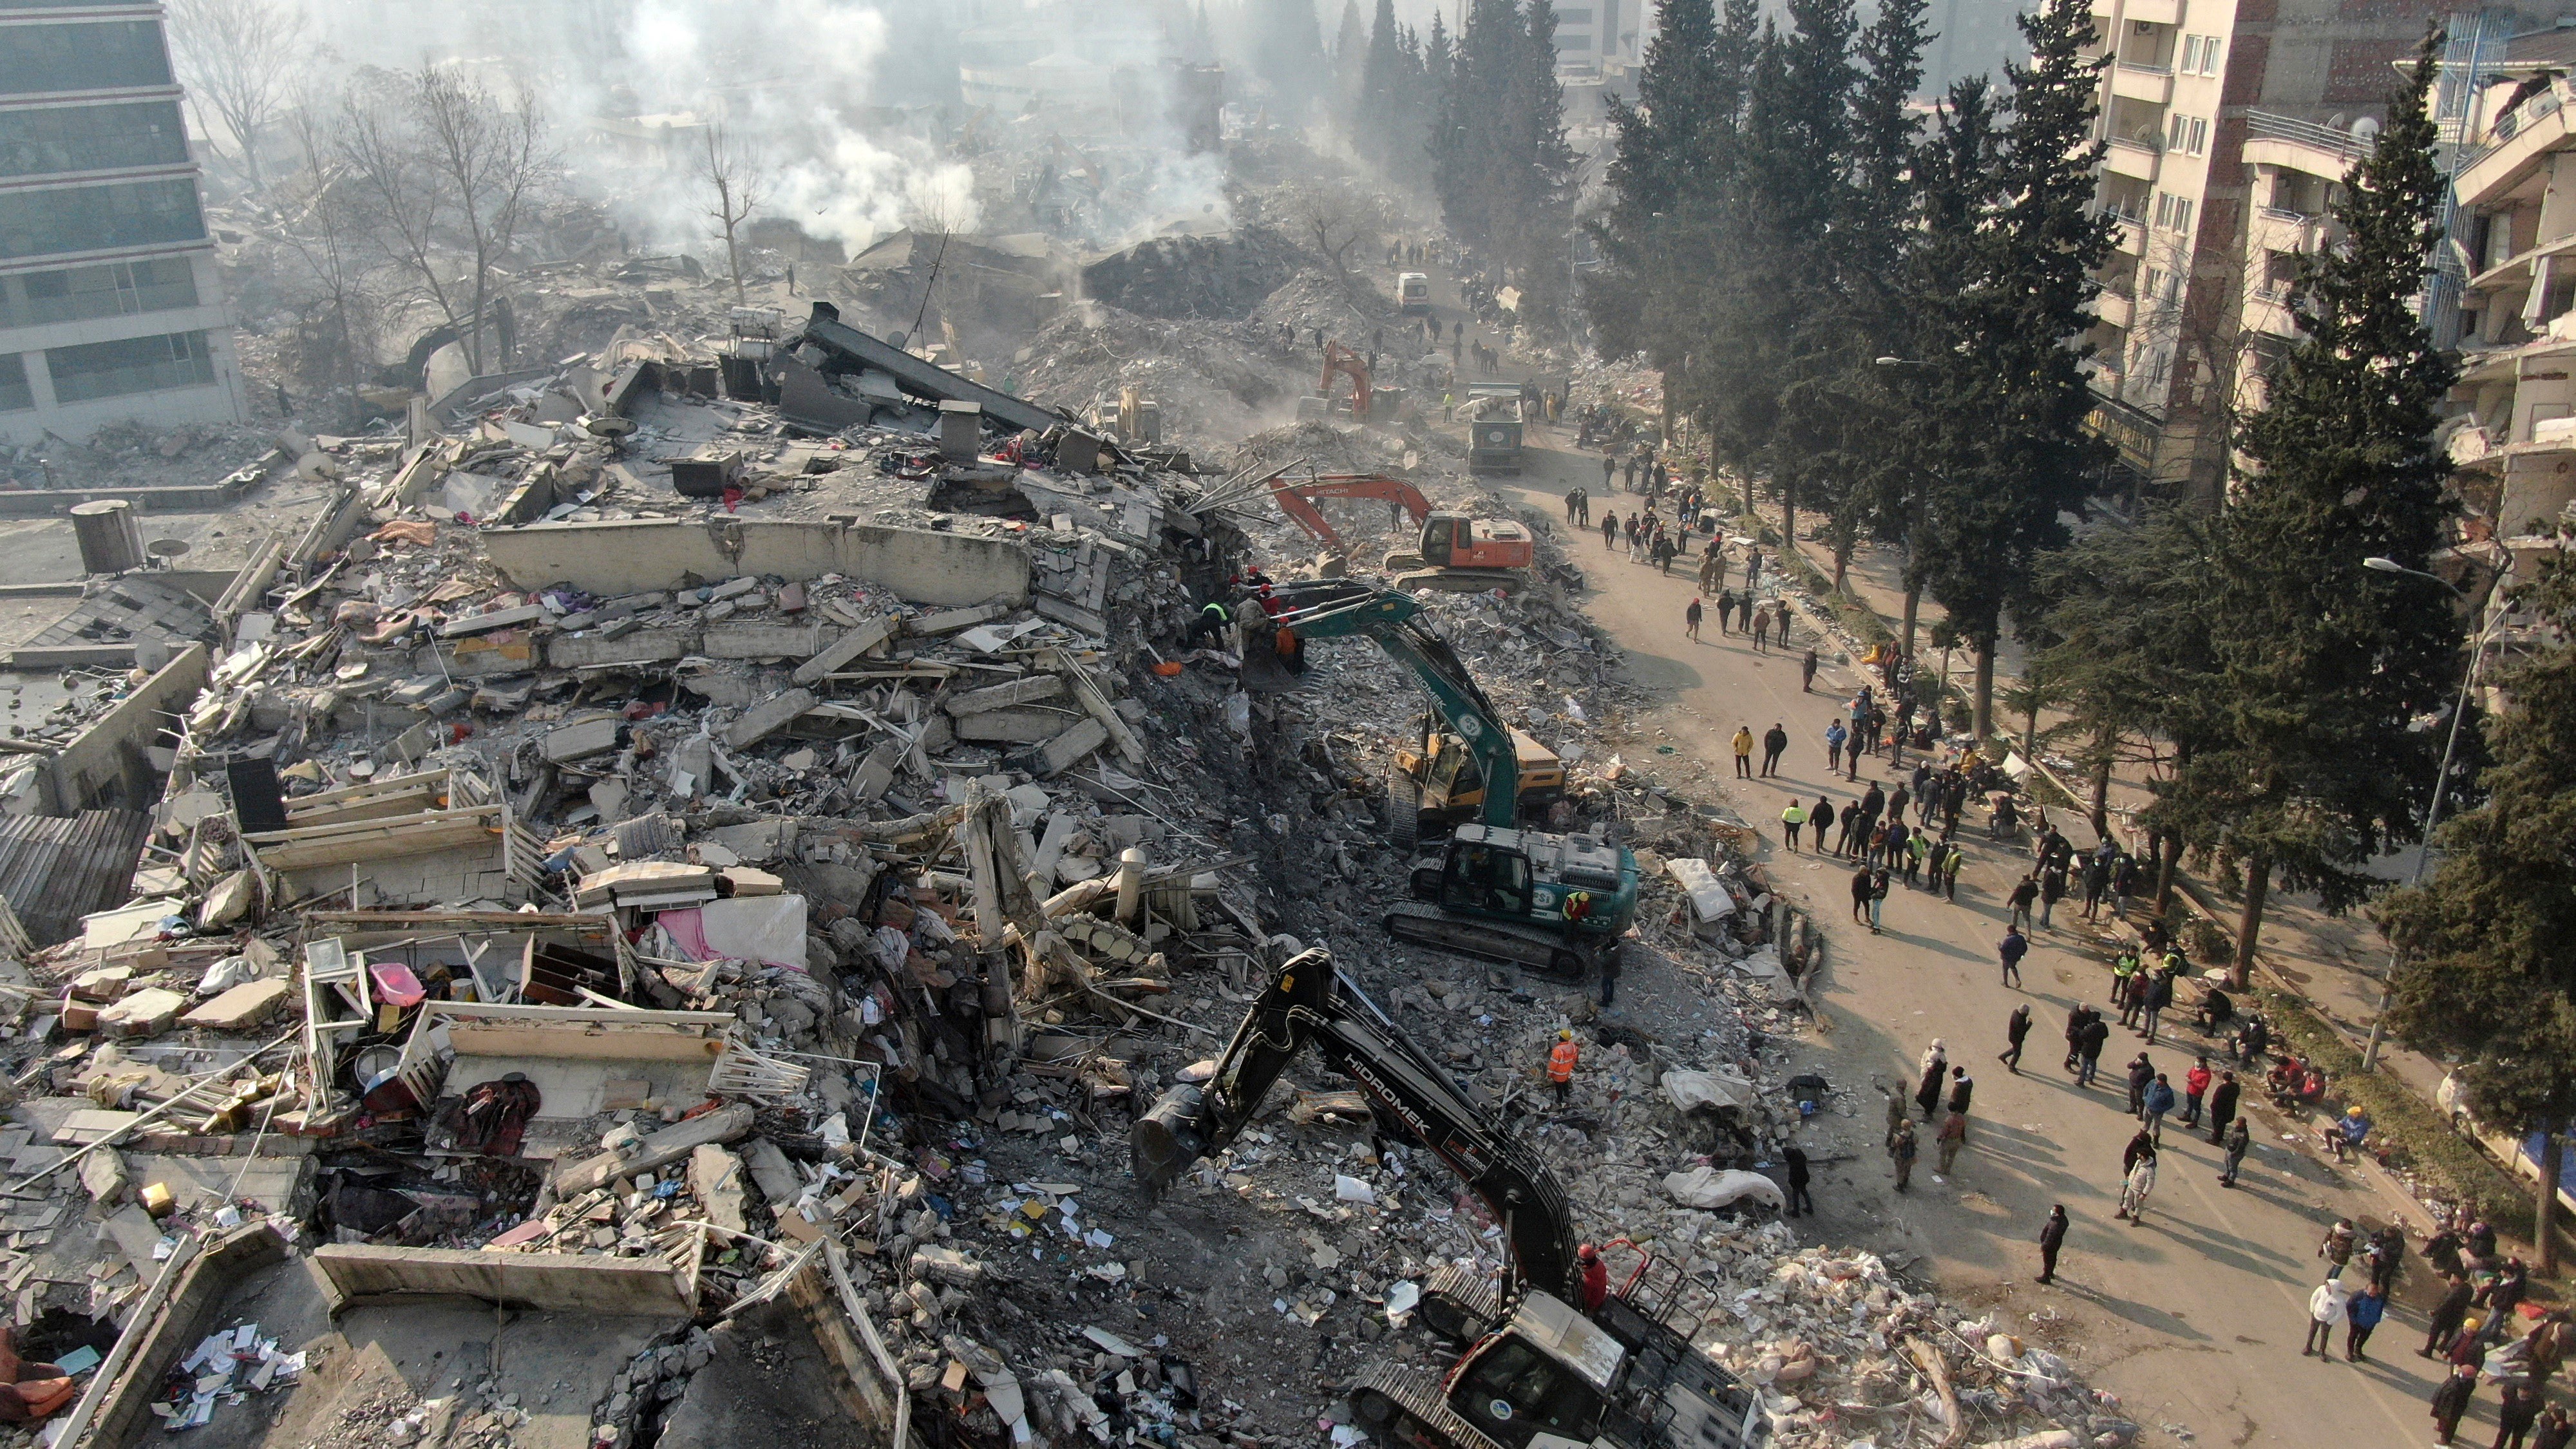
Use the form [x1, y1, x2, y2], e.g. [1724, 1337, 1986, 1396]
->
[1471, 426, 2476, 1446]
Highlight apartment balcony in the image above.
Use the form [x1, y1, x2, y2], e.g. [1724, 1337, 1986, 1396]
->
[2241, 111, 2372, 180]
[2245, 286, 2298, 339]
[2251, 206, 2328, 256]
[2110, 61, 2175, 106]
[2458, 79, 2575, 211]
[2094, 289, 2136, 328]
[2119, 0, 2179, 23]
[2110, 212, 2146, 254]
[2103, 137, 2161, 182]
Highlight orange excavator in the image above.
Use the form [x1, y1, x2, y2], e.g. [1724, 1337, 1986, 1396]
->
[1321, 341, 1372, 420]
[1264, 469, 1533, 593]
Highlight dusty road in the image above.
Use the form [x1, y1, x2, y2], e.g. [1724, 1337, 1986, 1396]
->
[1395, 269, 2473, 1447]
[1496, 431, 2467, 1446]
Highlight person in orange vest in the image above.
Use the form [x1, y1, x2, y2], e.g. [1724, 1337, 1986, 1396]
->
[1577, 1243, 1609, 1311]
[1549, 1028, 1580, 1108]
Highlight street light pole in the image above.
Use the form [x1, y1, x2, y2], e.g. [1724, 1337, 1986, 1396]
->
[2360, 554, 2505, 1070]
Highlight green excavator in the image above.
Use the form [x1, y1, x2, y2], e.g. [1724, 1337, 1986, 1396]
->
[1243, 580, 1636, 980]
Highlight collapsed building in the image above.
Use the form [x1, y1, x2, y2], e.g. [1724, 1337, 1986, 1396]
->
[0, 298, 2137, 1449]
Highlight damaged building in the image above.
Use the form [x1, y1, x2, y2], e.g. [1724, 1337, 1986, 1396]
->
[0, 295, 2139, 1449]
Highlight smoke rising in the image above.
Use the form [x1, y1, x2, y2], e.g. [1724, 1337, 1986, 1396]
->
[267, 0, 1233, 261]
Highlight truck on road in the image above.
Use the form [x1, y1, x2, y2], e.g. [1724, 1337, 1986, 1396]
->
[1464, 384, 1524, 476]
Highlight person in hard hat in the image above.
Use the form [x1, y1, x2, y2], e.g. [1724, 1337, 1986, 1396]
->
[1577, 1243, 1609, 1312]
[2330, 1104, 2372, 1162]
[1183, 598, 1232, 650]
[1548, 1029, 1580, 1109]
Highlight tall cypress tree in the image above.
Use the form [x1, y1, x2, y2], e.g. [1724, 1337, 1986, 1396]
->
[1251, 0, 1331, 120]
[1357, 0, 1406, 169]
[2382, 553, 2576, 1275]
[2154, 28, 2462, 987]
[1586, 0, 1739, 388]
[1910, 0, 2114, 739]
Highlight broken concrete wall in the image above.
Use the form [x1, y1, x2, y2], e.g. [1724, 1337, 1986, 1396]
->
[479, 519, 1030, 607]
[313, 1244, 698, 1315]
[50, 643, 209, 815]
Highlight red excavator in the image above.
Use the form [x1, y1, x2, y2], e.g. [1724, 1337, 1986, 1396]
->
[1265, 468, 1533, 593]
[1321, 341, 1373, 420]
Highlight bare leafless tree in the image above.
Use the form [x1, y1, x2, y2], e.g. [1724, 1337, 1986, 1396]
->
[699, 125, 766, 306]
[166, 0, 304, 192]
[272, 99, 390, 428]
[1274, 177, 1393, 304]
[335, 66, 551, 377]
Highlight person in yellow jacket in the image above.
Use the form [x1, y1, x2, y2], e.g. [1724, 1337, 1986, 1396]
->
[1732, 725, 1755, 779]
[1548, 1029, 1580, 1108]
[1780, 800, 1809, 852]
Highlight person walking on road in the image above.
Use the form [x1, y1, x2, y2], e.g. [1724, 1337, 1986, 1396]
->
[1602, 511, 1618, 550]
[2077, 1012, 2111, 1086]
[1685, 596, 1703, 642]
[2142, 967, 2175, 1044]
[1761, 723, 1788, 777]
[1784, 1145, 1814, 1217]
[2304, 1276, 2353, 1356]
[2208, 1070, 2240, 1142]
[1801, 647, 1818, 692]
[2320, 1218, 2358, 1280]
[1850, 864, 1875, 925]
[1946, 1067, 1974, 1130]
[1732, 725, 1754, 779]
[1997, 926, 2029, 989]
[2345, 1281, 2387, 1362]
[2116, 1135, 2159, 1223]
[2141, 1073, 2175, 1144]
[1779, 800, 1808, 851]
[1914, 1040, 1947, 1120]
[1936, 1110, 1967, 1175]
[2000, 1003, 2032, 1073]
[2431, 1363, 2478, 1446]
[1888, 1116, 1917, 1192]
[2219, 1115, 2251, 1186]
[2183, 1057, 2212, 1129]
[2007, 874, 2039, 932]
[1826, 721, 1848, 773]
[2125, 1053, 2155, 1115]
[2423, 1273, 2473, 1358]
[1868, 866, 1890, 934]
[1715, 587, 1736, 634]
[1810, 797, 1836, 856]
[2496, 1384, 2544, 1449]
[1547, 1029, 1579, 1109]
[2037, 1204, 2069, 1284]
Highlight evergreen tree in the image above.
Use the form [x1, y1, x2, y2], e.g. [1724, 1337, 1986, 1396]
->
[1357, 0, 1405, 167]
[1434, 0, 1575, 305]
[2383, 553, 2576, 1276]
[2153, 28, 2461, 987]
[1250, 0, 1331, 120]
[1333, 0, 1369, 104]
[1586, 0, 1737, 383]
[1909, 0, 2114, 739]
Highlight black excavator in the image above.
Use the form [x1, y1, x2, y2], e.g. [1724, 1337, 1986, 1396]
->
[1134, 949, 1768, 1449]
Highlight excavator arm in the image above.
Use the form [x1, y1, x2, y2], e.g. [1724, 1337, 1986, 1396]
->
[1133, 948, 1580, 1303]
[1262, 580, 1522, 828]
[1322, 342, 1374, 420]
[1263, 469, 1436, 553]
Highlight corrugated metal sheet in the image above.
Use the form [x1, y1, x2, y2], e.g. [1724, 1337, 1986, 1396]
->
[0, 810, 153, 946]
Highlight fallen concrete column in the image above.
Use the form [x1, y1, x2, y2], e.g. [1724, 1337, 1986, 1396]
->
[725, 688, 818, 750]
[314, 1245, 697, 1315]
[552, 1101, 757, 1197]
[945, 674, 1065, 716]
[791, 618, 894, 685]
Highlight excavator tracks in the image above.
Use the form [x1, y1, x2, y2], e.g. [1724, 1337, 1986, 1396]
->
[1387, 567, 1525, 595]
[1419, 1264, 1502, 1342]
[1382, 901, 1605, 981]
[1348, 1363, 1506, 1449]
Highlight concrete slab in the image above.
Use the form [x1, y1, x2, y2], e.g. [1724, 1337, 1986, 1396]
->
[656, 1294, 873, 1449]
[314, 1245, 696, 1316]
[180, 978, 292, 1030]
[724, 688, 816, 750]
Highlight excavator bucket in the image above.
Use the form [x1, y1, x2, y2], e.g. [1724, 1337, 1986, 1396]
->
[1132, 1083, 1211, 1193]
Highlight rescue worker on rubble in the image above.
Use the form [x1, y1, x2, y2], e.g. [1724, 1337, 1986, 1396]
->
[1577, 1244, 1609, 1311]
[1549, 1028, 1580, 1109]
[1184, 599, 1232, 651]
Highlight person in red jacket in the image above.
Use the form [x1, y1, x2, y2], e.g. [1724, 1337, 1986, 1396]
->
[2183, 1057, 2213, 1130]
[1577, 1244, 1608, 1311]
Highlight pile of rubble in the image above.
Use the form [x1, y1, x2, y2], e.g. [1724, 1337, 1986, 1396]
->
[0, 285, 2141, 1449]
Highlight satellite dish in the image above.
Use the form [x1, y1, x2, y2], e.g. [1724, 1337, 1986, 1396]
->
[2353, 115, 2381, 138]
[146, 538, 189, 565]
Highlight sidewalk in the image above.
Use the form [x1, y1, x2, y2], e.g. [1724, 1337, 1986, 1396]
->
[1730, 489, 2536, 1230]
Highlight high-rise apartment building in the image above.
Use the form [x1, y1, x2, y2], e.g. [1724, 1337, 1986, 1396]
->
[2080, 0, 2508, 502]
[0, 0, 243, 447]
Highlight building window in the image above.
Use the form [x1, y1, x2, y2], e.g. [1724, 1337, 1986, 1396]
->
[2152, 191, 2194, 232]
[2180, 34, 2222, 75]
[0, 178, 204, 261]
[0, 22, 173, 98]
[0, 354, 29, 413]
[0, 100, 189, 179]
[1559, 8, 1595, 21]
[12, 256, 197, 325]
[2165, 114, 2208, 156]
[44, 328, 214, 403]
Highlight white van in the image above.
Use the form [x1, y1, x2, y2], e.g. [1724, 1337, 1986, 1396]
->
[1398, 272, 1430, 314]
